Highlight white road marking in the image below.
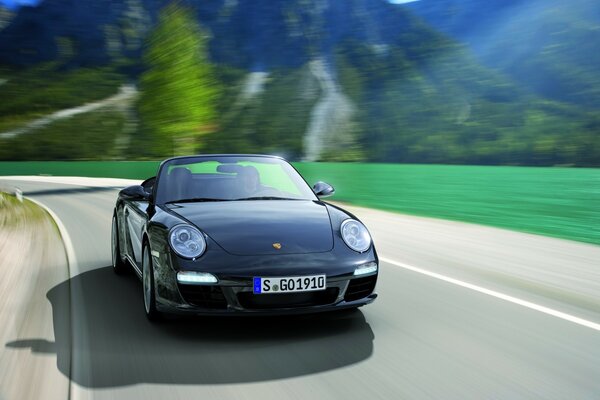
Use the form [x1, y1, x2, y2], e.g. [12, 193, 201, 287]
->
[24, 196, 78, 400]
[379, 256, 600, 332]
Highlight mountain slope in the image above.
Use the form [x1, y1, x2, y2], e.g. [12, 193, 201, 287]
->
[0, 5, 13, 30]
[0, 0, 598, 165]
[407, 0, 600, 108]
[0, 0, 447, 69]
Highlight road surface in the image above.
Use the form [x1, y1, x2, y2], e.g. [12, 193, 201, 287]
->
[1, 176, 600, 400]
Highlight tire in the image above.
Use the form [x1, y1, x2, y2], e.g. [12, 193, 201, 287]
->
[111, 214, 128, 275]
[142, 245, 161, 321]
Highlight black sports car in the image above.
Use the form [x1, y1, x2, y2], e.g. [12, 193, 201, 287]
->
[112, 154, 378, 319]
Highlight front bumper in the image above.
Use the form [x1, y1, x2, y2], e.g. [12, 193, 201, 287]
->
[156, 273, 378, 316]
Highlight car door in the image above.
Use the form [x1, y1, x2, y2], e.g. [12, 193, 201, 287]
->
[121, 177, 154, 269]
[124, 200, 149, 268]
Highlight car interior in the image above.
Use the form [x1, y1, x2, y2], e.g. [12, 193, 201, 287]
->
[164, 165, 277, 201]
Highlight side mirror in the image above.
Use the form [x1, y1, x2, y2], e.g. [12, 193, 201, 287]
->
[120, 185, 150, 201]
[313, 181, 335, 198]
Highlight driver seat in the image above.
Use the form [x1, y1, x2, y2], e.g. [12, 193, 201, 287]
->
[167, 168, 192, 200]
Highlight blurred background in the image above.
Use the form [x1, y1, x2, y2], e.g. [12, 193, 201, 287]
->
[0, 0, 598, 164]
[0, 0, 598, 243]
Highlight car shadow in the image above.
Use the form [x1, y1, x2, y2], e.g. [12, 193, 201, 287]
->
[6, 266, 375, 388]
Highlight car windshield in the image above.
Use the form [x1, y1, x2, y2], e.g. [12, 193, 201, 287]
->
[154, 156, 317, 204]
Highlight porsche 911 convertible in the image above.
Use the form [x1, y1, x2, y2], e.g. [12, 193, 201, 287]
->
[111, 154, 378, 319]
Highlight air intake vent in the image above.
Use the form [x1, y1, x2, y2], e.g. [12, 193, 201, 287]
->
[178, 285, 228, 309]
[344, 275, 377, 302]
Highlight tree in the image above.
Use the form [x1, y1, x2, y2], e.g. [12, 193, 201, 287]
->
[138, 2, 218, 156]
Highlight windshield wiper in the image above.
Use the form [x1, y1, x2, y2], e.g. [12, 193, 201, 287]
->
[165, 197, 228, 204]
[234, 196, 300, 201]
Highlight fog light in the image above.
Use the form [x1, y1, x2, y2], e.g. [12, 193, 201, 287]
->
[354, 262, 378, 276]
[177, 271, 218, 285]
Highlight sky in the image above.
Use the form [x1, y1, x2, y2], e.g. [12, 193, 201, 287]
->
[0, 0, 40, 10]
[1, 0, 419, 10]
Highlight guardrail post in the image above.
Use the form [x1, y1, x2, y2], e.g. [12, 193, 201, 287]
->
[15, 188, 23, 203]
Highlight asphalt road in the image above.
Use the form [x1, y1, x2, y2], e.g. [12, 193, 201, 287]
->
[1, 177, 600, 400]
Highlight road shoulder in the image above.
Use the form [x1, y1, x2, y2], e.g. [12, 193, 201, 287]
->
[0, 191, 70, 400]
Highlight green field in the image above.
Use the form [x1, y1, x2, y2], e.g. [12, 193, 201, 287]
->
[0, 162, 598, 245]
[297, 164, 600, 246]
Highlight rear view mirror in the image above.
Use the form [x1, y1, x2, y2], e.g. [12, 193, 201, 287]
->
[313, 181, 335, 198]
[120, 185, 150, 201]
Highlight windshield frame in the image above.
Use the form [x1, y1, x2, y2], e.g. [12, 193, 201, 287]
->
[153, 155, 318, 205]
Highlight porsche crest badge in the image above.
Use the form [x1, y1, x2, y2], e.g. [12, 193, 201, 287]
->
[272, 243, 282, 250]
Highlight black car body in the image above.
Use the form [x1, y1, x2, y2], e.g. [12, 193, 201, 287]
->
[111, 155, 378, 319]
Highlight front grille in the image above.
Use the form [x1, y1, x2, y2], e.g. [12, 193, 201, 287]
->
[178, 285, 228, 309]
[237, 288, 339, 310]
[344, 275, 377, 302]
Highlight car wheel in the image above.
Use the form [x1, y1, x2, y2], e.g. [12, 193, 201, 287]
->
[111, 214, 127, 274]
[142, 245, 161, 321]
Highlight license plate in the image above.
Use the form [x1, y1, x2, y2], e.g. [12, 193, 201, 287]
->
[253, 275, 326, 294]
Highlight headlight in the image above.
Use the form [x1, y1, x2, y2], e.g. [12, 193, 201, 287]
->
[169, 224, 206, 259]
[341, 219, 372, 253]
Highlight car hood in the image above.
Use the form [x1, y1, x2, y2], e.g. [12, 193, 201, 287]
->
[166, 200, 334, 256]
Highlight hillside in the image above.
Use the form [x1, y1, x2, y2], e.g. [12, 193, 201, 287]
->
[407, 0, 600, 108]
[0, 0, 598, 165]
[0, 5, 13, 30]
